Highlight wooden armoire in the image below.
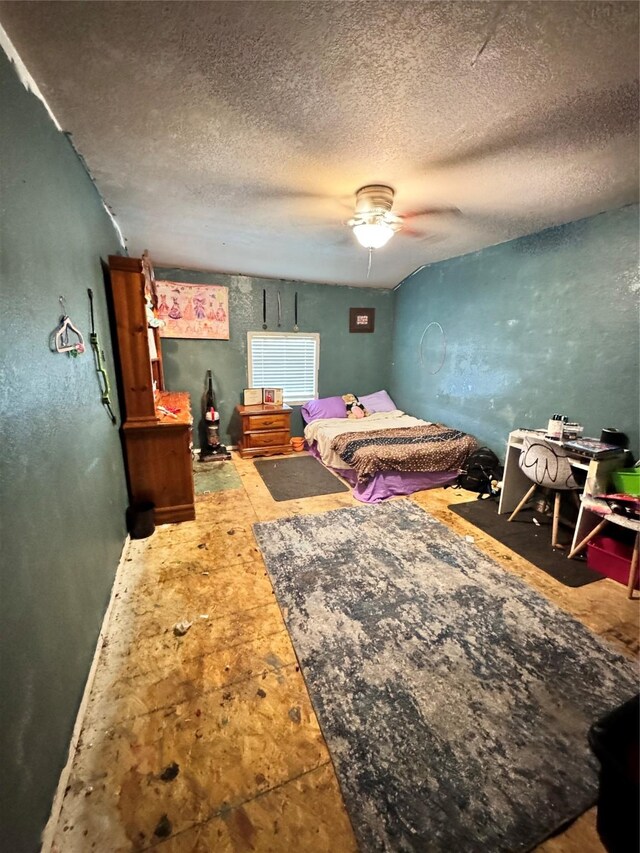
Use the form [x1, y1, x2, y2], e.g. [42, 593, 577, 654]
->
[108, 254, 195, 523]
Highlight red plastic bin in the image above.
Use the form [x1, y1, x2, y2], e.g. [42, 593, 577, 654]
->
[587, 535, 638, 588]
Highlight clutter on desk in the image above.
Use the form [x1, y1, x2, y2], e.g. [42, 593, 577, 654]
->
[600, 428, 629, 449]
[562, 423, 583, 440]
[546, 413, 566, 440]
[562, 438, 627, 460]
[157, 406, 178, 419]
[545, 414, 583, 441]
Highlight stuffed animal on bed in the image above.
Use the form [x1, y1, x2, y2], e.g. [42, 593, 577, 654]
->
[342, 393, 368, 419]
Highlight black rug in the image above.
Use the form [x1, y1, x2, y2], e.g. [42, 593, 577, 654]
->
[253, 501, 637, 852]
[254, 454, 349, 501]
[448, 499, 605, 587]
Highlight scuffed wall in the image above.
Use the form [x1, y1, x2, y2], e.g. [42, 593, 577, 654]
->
[391, 205, 640, 459]
[0, 50, 127, 851]
[154, 268, 395, 445]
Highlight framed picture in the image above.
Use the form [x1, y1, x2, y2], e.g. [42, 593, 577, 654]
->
[262, 388, 283, 405]
[155, 280, 229, 340]
[349, 307, 375, 333]
[243, 388, 263, 406]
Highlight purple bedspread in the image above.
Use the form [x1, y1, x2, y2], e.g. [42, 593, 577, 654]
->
[307, 442, 457, 503]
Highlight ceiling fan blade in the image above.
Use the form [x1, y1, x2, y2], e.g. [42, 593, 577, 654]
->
[216, 185, 341, 204]
[400, 230, 448, 244]
[264, 189, 330, 200]
[249, 189, 353, 206]
[399, 225, 426, 238]
[403, 206, 462, 219]
[426, 80, 638, 170]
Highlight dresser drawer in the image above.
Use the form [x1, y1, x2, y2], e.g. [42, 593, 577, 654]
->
[246, 413, 289, 431]
[235, 403, 292, 459]
[246, 430, 290, 449]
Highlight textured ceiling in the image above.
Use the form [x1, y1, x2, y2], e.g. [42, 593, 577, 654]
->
[1, 1, 638, 288]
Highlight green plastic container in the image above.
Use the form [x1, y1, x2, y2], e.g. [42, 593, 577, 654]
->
[611, 468, 640, 497]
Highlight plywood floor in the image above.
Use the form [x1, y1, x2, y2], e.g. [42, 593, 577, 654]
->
[49, 452, 638, 852]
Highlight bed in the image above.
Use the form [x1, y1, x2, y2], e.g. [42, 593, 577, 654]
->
[302, 392, 477, 503]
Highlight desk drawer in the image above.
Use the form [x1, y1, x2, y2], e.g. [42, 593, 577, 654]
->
[246, 413, 289, 431]
[246, 430, 289, 449]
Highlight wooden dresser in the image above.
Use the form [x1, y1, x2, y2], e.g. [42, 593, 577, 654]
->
[236, 403, 293, 459]
[108, 255, 195, 524]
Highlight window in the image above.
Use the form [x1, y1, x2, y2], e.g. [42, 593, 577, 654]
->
[248, 332, 319, 405]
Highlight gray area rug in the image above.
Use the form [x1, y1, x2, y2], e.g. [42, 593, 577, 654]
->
[254, 454, 349, 501]
[253, 500, 638, 852]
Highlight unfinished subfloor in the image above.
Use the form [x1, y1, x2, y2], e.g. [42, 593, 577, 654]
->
[49, 452, 639, 852]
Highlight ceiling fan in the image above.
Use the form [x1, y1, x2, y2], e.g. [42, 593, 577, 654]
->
[346, 185, 461, 249]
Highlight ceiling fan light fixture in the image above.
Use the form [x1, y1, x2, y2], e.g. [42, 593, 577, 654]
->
[352, 220, 395, 249]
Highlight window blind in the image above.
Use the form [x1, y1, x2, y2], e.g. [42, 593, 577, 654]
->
[248, 333, 319, 404]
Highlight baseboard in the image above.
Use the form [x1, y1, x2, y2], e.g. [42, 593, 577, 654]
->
[40, 535, 131, 853]
[192, 444, 237, 460]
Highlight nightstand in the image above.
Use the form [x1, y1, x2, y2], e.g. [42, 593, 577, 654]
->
[236, 403, 293, 459]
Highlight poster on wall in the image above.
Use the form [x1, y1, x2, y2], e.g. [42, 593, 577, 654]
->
[155, 280, 230, 340]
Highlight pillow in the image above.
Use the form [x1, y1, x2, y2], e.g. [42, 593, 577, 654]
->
[358, 390, 397, 414]
[301, 395, 347, 423]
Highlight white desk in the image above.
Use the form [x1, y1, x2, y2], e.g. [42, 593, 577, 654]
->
[498, 429, 628, 553]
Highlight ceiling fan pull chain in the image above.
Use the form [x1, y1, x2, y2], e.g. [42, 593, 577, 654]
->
[366, 248, 373, 280]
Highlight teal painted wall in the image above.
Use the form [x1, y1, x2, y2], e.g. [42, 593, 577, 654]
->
[391, 206, 640, 460]
[0, 53, 128, 851]
[155, 267, 395, 445]
[1, 33, 637, 853]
